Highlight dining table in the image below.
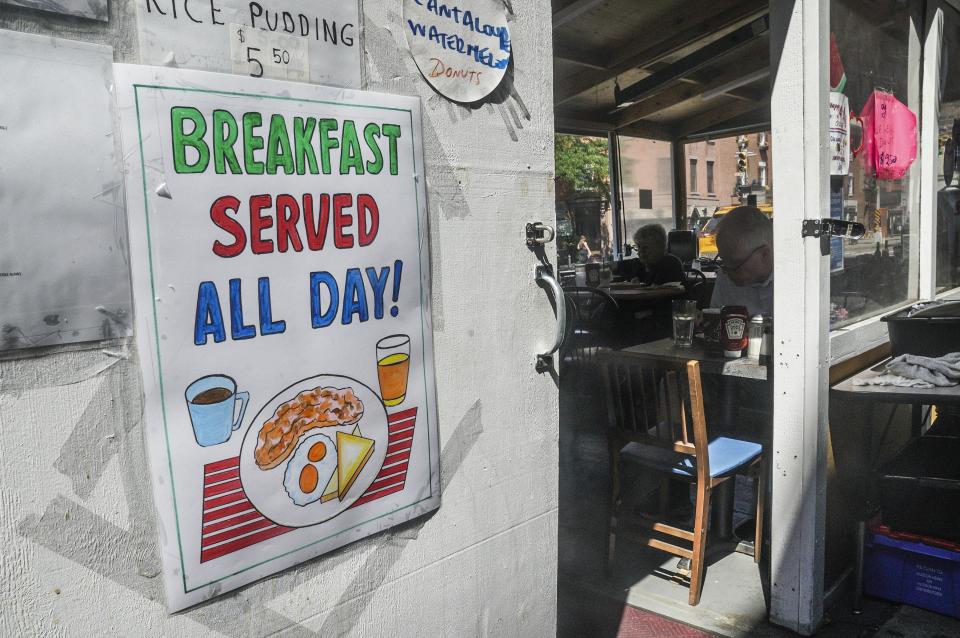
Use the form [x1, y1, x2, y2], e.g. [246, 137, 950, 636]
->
[617, 336, 768, 381]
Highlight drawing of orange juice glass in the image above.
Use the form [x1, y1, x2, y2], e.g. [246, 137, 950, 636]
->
[376, 334, 410, 407]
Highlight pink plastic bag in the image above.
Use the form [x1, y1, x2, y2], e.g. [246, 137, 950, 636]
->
[851, 90, 917, 181]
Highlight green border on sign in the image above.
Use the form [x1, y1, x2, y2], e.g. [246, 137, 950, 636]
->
[131, 84, 435, 596]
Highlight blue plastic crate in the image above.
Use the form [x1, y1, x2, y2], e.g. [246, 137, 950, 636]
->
[864, 530, 960, 618]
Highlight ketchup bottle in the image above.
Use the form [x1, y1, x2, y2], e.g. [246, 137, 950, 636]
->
[720, 305, 749, 358]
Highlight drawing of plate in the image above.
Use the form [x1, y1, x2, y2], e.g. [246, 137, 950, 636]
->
[238, 374, 388, 528]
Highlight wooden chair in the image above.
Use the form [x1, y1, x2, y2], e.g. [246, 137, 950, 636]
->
[600, 354, 766, 606]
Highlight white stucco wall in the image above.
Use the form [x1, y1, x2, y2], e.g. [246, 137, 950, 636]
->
[0, 1, 559, 635]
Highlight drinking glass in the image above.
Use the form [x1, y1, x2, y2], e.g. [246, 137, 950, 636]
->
[672, 299, 697, 347]
[376, 334, 411, 407]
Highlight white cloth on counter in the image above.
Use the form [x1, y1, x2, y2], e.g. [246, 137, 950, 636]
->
[853, 352, 960, 388]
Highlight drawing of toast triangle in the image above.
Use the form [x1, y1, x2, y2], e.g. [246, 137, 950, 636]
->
[321, 425, 374, 502]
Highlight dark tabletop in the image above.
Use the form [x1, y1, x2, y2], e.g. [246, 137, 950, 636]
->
[611, 337, 769, 380]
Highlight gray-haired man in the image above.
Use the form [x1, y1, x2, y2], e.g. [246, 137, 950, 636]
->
[710, 206, 773, 317]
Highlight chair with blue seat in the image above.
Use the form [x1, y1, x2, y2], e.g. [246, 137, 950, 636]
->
[600, 354, 766, 606]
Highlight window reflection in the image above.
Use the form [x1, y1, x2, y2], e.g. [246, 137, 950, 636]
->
[619, 137, 674, 249]
[937, 5, 960, 293]
[554, 133, 611, 267]
[829, 0, 922, 328]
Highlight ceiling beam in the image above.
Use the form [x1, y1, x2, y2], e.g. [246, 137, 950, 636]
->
[554, 115, 673, 140]
[699, 67, 770, 101]
[553, 0, 767, 106]
[677, 77, 762, 102]
[614, 83, 701, 127]
[613, 15, 769, 106]
[674, 97, 771, 139]
[553, 43, 609, 70]
[614, 58, 770, 128]
[553, 0, 606, 29]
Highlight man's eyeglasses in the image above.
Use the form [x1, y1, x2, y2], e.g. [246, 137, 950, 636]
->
[720, 245, 764, 274]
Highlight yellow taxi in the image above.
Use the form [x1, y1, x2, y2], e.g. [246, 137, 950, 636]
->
[697, 204, 773, 257]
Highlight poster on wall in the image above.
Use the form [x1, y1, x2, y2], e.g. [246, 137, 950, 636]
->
[0, 30, 131, 352]
[136, 0, 360, 88]
[403, 0, 511, 103]
[0, 0, 108, 21]
[113, 64, 440, 611]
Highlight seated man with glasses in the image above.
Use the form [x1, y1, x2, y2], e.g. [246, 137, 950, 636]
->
[710, 206, 773, 317]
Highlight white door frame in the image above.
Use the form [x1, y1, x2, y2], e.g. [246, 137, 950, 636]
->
[921, 4, 944, 299]
[769, 0, 830, 633]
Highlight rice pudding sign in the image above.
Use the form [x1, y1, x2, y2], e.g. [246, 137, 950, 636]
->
[404, 0, 512, 103]
[137, 0, 360, 88]
[114, 65, 440, 611]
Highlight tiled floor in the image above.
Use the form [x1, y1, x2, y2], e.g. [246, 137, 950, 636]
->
[558, 360, 960, 638]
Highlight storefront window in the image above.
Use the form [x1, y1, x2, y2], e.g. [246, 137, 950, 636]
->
[937, 5, 960, 293]
[829, 0, 922, 328]
[617, 136, 674, 251]
[683, 132, 773, 256]
[554, 134, 611, 266]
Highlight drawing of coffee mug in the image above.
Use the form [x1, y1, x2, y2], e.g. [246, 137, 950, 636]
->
[185, 374, 249, 447]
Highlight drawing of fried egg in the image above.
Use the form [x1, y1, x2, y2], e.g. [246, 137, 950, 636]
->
[283, 431, 337, 507]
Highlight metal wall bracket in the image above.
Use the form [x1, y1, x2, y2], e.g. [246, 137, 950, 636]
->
[535, 354, 553, 374]
[526, 222, 556, 249]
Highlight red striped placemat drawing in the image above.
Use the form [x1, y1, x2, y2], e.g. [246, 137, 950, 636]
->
[199, 407, 418, 563]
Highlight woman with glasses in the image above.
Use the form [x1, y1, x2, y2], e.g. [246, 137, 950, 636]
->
[709, 206, 774, 317]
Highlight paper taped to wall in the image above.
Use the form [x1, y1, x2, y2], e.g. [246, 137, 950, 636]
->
[0, 30, 132, 352]
[0, 0, 108, 22]
[137, 0, 359, 89]
[229, 23, 309, 81]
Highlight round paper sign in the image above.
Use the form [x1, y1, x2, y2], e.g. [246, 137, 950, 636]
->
[403, 0, 512, 103]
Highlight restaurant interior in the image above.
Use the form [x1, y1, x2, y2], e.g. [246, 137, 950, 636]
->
[552, 0, 960, 636]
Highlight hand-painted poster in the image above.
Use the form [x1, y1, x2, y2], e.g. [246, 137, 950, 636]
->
[136, 0, 359, 89]
[113, 64, 439, 611]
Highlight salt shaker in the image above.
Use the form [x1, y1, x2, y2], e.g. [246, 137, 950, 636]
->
[747, 314, 765, 359]
[760, 315, 773, 359]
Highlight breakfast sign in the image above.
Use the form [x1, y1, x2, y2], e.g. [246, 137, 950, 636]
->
[114, 64, 440, 611]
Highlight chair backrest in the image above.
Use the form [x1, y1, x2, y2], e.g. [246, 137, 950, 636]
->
[600, 354, 710, 478]
[687, 278, 714, 310]
[562, 287, 620, 365]
[564, 287, 619, 327]
[667, 230, 699, 266]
